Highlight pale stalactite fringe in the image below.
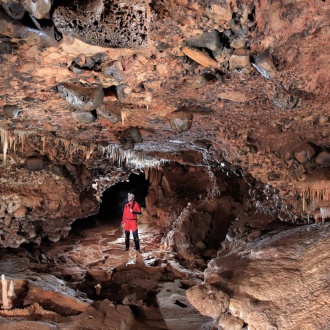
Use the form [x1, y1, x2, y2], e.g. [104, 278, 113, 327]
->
[300, 185, 330, 211]
[0, 127, 168, 169]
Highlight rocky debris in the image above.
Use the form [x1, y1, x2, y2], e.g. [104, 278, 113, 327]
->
[2, 104, 19, 119]
[315, 151, 330, 167]
[182, 46, 219, 68]
[129, 127, 143, 143]
[24, 275, 90, 316]
[293, 142, 316, 163]
[70, 53, 106, 73]
[273, 91, 301, 109]
[53, 0, 150, 48]
[115, 83, 131, 103]
[251, 55, 277, 79]
[57, 83, 104, 111]
[168, 110, 193, 133]
[72, 110, 97, 124]
[25, 157, 44, 171]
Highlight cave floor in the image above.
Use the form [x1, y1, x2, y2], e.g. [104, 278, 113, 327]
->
[0, 219, 211, 330]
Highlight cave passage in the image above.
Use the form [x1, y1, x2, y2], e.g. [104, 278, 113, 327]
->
[72, 172, 149, 231]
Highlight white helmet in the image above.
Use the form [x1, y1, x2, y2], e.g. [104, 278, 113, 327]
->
[128, 193, 135, 200]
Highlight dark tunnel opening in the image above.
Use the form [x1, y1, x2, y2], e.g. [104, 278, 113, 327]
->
[71, 172, 149, 231]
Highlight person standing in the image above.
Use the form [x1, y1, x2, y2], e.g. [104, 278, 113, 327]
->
[122, 193, 141, 252]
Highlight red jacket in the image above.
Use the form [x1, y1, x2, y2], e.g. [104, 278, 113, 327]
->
[122, 201, 141, 231]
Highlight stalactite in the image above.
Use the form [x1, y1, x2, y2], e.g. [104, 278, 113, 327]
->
[299, 182, 330, 215]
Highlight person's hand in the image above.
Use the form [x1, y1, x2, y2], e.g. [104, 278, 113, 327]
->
[130, 208, 133, 213]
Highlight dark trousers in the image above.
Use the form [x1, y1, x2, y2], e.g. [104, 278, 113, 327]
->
[125, 229, 140, 250]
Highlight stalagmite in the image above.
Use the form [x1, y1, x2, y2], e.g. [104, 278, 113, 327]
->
[7, 280, 14, 308]
[95, 283, 101, 296]
[1, 274, 8, 309]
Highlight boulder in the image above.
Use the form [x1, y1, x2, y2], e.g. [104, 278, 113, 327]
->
[72, 111, 96, 124]
[25, 157, 44, 171]
[252, 55, 277, 79]
[315, 151, 330, 167]
[186, 30, 221, 52]
[129, 127, 143, 143]
[169, 110, 193, 133]
[3, 104, 19, 119]
[293, 142, 316, 163]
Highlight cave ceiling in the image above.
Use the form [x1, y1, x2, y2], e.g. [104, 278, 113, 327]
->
[0, 0, 329, 246]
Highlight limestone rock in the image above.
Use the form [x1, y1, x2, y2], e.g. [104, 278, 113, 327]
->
[58, 83, 104, 111]
[169, 110, 193, 133]
[29, 0, 52, 19]
[182, 46, 219, 68]
[186, 284, 230, 318]
[293, 142, 316, 163]
[186, 30, 221, 52]
[14, 206, 28, 218]
[116, 84, 131, 103]
[3, 104, 19, 119]
[229, 54, 250, 71]
[25, 157, 44, 171]
[72, 110, 96, 124]
[205, 2, 232, 23]
[129, 127, 143, 143]
[315, 151, 330, 167]
[53, 0, 150, 48]
[157, 281, 213, 330]
[252, 55, 277, 79]
[219, 314, 244, 330]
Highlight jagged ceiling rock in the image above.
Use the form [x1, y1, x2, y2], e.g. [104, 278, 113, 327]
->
[52, 0, 150, 48]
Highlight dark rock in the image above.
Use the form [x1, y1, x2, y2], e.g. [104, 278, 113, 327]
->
[121, 138, 135, 150]
[115, 84, 131, 103]
[72, 111, 96, 124]
[3, 104, 19, 119]
[252, 55, 277, 79]
[65, 163, 79, 179]
[315, 151, 330, 167]
[293, 142, 316, 163]
[186, 30, 221, 52]
[0, 40, 12, 54]
[1, 2, 25, 19]
[102, 61, 124, 81]
[25, 157, 44, 171]
[53, 0, 150, 48]
[51, 165, 66, 177]
[194, 140, 211, 151]
[129, 127, 143, 143]
[58, 83, 104, 111]
[169, 111, 193, 133]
